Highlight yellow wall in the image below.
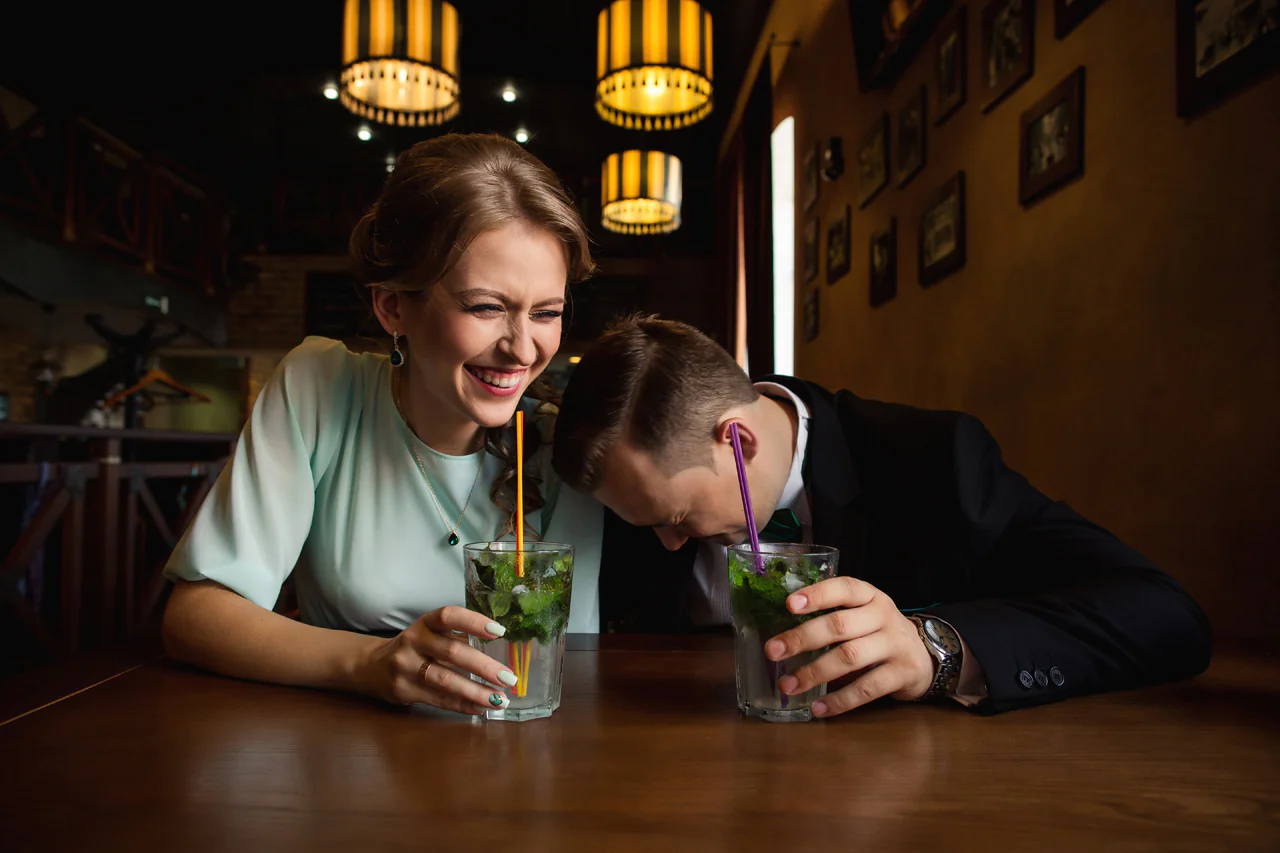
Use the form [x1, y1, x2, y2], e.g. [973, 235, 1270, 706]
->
[773, 0, 1280, 641]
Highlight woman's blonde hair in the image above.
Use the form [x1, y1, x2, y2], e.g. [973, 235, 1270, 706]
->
[350, 132, 595, 530]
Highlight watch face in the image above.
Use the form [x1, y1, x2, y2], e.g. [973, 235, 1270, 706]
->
[924, 618, 961, 654]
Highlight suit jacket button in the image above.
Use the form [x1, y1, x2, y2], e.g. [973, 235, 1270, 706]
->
[1018, 670, 1035, 689]
[1050, 666, 1065, 687]
[1034, 669, 1049, 688]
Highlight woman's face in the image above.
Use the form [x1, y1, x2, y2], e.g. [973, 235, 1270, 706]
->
[381, 220, 568, 433]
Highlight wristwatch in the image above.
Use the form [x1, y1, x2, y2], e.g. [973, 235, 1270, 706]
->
[909, 615, 963, 700]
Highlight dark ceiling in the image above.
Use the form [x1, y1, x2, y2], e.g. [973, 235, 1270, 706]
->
[2, 0, 769, 261]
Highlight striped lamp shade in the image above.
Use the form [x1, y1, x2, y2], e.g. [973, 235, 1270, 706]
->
[340, 0, 460, 127]
[601, 151, 683, 235]
[596, 0, 713, 130]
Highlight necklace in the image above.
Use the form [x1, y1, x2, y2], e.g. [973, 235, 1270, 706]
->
[409, 443, 484, 547]
[393, 368, 485, 547]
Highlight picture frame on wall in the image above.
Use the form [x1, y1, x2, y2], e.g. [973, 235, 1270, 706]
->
[803, 143, 821, 211]
[856, 113, 889, 208]
[803, 289, 820, 342]
[1055, 0, 1106, 39]
[827, 204, 852, 284]
[1176, 0, 1280, 119]
[980, 0, 1035, 113]
[1019, 66, 1086, 206]
[802, 218, 820, 283]
[935, 6, 968, 126]
[895, 86, 927, 188]
[870, 218, 898, 307]
[919, 171, 966, 286]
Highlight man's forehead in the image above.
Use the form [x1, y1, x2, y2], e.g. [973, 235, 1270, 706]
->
[596, 442, 679, 524]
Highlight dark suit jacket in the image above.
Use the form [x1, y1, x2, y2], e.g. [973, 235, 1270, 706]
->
[598, 376, 1212, 713]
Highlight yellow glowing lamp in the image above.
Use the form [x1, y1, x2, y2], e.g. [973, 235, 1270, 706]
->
[595, 0, 713, 130]
[601, 151, 682, 235]
[340, 0, 460, 127]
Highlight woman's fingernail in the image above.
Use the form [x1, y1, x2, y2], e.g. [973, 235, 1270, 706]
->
[485, 621, 507, 637]
[766, 640, 786, 660]
[812, 701, 828, 717]
[789, 594, 808, 612]
[488, 693, 509, 708]
[497, 670, 518, 687]
[779, 674, 800, 694]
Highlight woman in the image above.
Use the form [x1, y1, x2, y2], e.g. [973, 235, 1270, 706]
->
[162, 133, 602, 715]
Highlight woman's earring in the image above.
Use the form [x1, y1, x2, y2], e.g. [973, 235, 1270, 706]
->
[390, 331, 404, 367]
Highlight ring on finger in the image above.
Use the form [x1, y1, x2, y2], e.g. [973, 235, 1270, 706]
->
[419, 658, 438, 685]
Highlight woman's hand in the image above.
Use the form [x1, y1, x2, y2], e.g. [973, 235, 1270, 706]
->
[357, 605, 517, 714]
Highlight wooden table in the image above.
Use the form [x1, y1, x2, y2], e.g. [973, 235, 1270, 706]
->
[2, 636, 1277, 852]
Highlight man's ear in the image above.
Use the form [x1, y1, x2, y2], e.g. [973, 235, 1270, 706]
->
[370, 288, 408, 336]
[714, 416, 760, 460]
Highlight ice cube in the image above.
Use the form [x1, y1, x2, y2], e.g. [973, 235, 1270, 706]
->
[511, 584, 529, 595]
[782, 572, 806, 593]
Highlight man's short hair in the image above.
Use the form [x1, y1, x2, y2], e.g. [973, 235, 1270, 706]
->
[552, 314, 759, 492]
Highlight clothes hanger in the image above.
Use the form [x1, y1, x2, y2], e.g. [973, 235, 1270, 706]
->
[102, 368, 211, 408]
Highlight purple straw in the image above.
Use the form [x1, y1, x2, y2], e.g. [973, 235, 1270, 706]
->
[729, 423, 766, 576]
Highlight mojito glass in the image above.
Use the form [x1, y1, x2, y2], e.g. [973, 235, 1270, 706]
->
[464, 541, 574, 721]
[728, 543, 839, 722]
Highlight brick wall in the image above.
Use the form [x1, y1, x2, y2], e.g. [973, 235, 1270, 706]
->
[0, 332, 36, 423]
[228, 255, 353, 415]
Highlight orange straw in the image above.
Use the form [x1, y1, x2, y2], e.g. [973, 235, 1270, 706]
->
[516, 410, 524, 577]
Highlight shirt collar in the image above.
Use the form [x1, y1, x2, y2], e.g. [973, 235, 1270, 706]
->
[753, 381, 809, 512]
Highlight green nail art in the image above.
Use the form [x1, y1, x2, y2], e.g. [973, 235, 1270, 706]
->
[489, 693, 504, 707]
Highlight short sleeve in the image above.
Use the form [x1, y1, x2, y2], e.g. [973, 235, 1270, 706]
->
[165, 338, 355, 610]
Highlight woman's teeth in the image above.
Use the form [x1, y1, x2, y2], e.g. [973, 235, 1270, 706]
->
[468, 367, 522, 389]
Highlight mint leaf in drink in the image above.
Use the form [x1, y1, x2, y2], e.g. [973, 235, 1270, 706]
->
[517, 589, 556, 616]
[466, 548, 574, 643]
[488, 591, 513, 618]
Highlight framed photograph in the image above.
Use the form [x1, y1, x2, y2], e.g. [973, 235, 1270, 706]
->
[802, 143, 820, 211]
[803, 289, 820, 342]
[1055, 0, 1106, 39]
[827, 205, 852, 284]
[1020, 67, 1085, 205]
[856, 113, 890, 208]
[896, 86, 927, 188]
[802, 218, 820, 283]
[870, 218, 898, 307]
[919, 171, 966, 286]
[981, 0, 1035, 113]
[935, 6, 968, 126]
[1176, 0, 1280, 118]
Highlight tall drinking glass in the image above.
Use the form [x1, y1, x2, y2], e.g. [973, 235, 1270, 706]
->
[464, 541, 574, 722]
[727, 543, 839, 722]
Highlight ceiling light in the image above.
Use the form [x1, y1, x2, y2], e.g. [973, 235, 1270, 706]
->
[323, 83, 340, 100]
[601, 150, 682, 235]
[515, 128, 530, 144]
[568, 356, 582, 364]
[357, 125, 372, 141]
[339, 0, 461, 127]
[502, 85, 517, 103]
[595, 0, 713, 130]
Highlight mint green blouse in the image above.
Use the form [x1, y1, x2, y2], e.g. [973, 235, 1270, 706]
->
[165, 336, 602, 634]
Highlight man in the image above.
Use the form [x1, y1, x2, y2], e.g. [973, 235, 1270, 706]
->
[553, 316, 1211, 715]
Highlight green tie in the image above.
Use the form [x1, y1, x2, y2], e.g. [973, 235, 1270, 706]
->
[760, 508, 802, 543]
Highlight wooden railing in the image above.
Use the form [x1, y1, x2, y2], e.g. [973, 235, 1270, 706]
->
[0, 425, 235, 658]
[0, 97, 228, 296]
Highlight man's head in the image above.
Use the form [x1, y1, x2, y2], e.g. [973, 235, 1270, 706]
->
[553, 315, 794, 550]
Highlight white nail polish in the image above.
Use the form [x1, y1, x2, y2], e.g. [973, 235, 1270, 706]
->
[497, 670, 518, 687]
[485, 621, 507, 637]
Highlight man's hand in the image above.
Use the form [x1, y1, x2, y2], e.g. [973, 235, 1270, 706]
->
[766, 576, 935, 718]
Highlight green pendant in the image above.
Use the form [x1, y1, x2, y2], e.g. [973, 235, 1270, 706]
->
[448, 532, 459, 546]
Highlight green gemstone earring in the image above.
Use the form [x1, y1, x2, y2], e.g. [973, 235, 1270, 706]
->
[390, 330, 404, 367]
